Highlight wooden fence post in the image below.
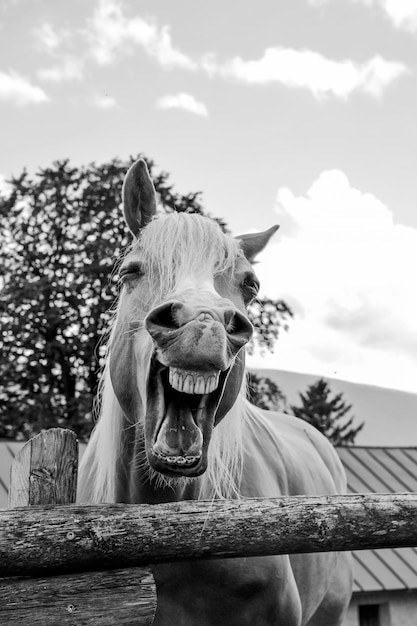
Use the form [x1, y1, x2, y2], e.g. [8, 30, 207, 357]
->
[8, 427, 78, 508]
[0, 428, 157, 626]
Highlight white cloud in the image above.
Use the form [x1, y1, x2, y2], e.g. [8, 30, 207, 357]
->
[156, 92, 208, 117]
[38, 57, 84, 82]
[248, 170, 417, 392]
[34, 22, 84, 82]
[32, 4, 196, 89]
[381, 0, 417, 31]
[357, 0, 417, 32]
[311, 0, 417, 33]
[0, 71, 49, 105]
[34, 22, 68, 52]
[31, 3, 408, 102]
[30, 3, 409, 101]
[87, 0, 196, 69]
[203, 48, 408, 99]
[90, 93, 119, 109]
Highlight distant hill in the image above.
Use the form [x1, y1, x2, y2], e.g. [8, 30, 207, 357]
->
[252, 368, 417, 447]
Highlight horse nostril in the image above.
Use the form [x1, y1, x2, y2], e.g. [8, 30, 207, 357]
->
[224, 310, 235, 331]
[224, 310, 253, 346]
[146, 302, 253, 348]
[145, 302, 183, 333]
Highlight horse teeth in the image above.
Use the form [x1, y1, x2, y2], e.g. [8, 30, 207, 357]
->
[194, 376, 205, 394]
[183, 375, 194, 394]
[205, 372, 220, 393]
[168, 369, 177, 389]
[153, 450, 200, 466]
[168, 368, 183, 392]
[168, 368, 221, 394]
[184, 456, 200, 465]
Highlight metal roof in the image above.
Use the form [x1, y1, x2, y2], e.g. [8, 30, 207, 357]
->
[1, 441, 416, 592]
[337, 446, 417, 593]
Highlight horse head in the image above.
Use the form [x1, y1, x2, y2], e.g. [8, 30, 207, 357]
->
[110, 159, 278, 483]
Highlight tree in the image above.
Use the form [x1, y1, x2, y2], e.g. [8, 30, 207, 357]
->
[246, 298, 292, 356]
[0, 156, 291, 440]
[247, 372, 288, 412]
[290, 378, 363, 446]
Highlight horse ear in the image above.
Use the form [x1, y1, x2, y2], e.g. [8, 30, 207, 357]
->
[122, 159, 157, 235]
[236, 225, 280, 263]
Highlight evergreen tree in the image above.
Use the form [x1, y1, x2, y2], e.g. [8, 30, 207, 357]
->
[290, 378, 363, 446]
[0, 156, 292, 440]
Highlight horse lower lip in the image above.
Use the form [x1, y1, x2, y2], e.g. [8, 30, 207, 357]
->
[152, 448, 201, 467]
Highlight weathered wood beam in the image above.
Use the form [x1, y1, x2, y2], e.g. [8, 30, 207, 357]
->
[1, 493, 416, 577]
[0, 568, 156, 626]
[2, 429, 156, 625]
[8, 428, 78, 508]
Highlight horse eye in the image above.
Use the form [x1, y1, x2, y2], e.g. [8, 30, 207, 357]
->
[242, 277, 260, 303]
[119, 263, 144, 281]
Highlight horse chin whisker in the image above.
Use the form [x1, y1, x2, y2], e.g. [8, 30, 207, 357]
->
[150, 468, 178, 491]
[123, 421, 141, 434]
[131, 454, 148, 472]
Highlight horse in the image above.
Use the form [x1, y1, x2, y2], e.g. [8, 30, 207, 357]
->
[79, 159, 353, 626]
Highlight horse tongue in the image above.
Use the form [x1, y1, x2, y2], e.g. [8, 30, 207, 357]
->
[155, 400, 203, 457]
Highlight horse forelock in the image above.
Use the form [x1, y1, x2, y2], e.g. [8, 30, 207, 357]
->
[132, 212, 241, 303]
[79, 212, 251, 503]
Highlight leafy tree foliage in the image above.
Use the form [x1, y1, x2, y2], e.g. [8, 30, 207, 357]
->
[247, 372, 288, 412]
[0, 156, 291, 440]
[246, 298, 292, 356]
[290, 378, 363, 446]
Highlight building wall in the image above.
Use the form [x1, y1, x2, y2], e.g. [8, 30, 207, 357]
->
[344, 590, 417, 626]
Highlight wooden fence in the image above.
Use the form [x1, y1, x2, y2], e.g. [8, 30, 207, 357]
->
[0, 429, 156, 625]
[1, 428, 417, 624]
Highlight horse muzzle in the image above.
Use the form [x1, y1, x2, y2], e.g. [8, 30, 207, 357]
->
[145, 300, 253, 370]
[142, 300, 252, 477]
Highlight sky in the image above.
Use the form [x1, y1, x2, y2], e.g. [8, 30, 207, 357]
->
[1, 0, 417, 394]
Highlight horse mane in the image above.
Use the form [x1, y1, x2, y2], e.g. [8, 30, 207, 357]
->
[79, 212, 253, 503]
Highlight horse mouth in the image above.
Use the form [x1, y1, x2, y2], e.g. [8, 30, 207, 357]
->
[146, 362, 228, 477]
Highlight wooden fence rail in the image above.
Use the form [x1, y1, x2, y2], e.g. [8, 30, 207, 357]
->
[1, 428, 417, 625]
[1, 492, 417, 578]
